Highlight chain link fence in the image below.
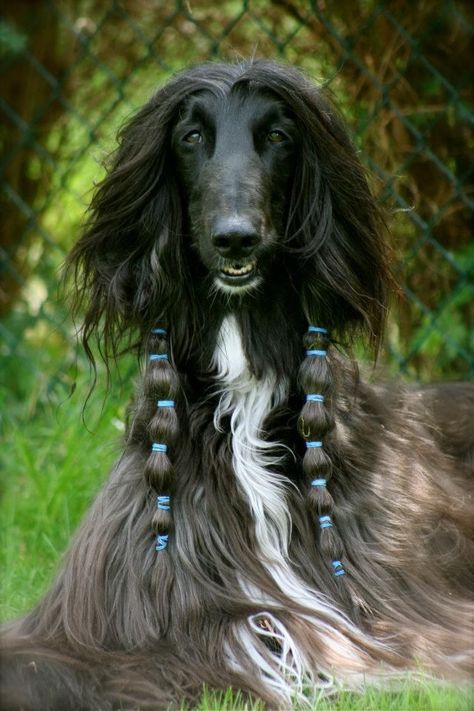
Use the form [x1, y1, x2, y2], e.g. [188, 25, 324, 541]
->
[1, 0, 473, 405]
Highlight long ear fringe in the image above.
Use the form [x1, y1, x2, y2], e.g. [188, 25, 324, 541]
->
[63, 88, 188, 370]
[264, 66, 394, 351]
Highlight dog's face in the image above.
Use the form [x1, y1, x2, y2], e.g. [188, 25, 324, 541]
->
[172, 89, 297, 295]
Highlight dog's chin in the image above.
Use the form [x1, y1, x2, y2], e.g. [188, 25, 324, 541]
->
[213, 260, 262, 295]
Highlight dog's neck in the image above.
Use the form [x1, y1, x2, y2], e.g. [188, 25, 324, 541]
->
[211, 313, 291, 411]
[196, 280, 306, 384]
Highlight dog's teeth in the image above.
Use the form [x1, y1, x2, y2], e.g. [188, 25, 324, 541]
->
[222, 262, 255, 277]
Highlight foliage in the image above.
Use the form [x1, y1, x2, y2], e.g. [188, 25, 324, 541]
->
[0, 355, 135, 619]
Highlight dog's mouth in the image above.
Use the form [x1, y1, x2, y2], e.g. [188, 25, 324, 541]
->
[217, 260, 257, 285]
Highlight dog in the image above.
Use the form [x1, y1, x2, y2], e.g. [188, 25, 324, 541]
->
[2, 59, 473, 710]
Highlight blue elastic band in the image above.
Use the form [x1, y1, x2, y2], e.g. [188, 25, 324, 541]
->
[157, 400, 175, 408]
[151, 328, 167, 335]
[155, 534, 169, 551]
[311, 478, 327, 487]
[149, 354, 168, 361]
[306, 394, 324, 403]
[306, 349, 327, 357]
[152, 443, 167, 453]
[332, 560, 345, 577]
[319, 515, 332, 529]
[156, 495, 170, 511]
[308, 326, 328, 334]
[306, 441, 323, 448]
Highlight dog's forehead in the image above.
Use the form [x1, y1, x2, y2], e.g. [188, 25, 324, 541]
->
[181, 88, 289, 126]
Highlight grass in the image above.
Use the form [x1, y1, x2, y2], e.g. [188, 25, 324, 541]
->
[0, 356, 134, 619]
[192, 684, 473, 710]
[1, 358, 472, 710]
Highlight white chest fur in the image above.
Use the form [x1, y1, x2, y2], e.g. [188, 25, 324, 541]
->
[211, 316, 374, 706]
[212, 314, 293, 561]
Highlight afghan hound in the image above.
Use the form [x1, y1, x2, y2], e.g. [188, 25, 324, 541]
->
[1, 60, 473, 711]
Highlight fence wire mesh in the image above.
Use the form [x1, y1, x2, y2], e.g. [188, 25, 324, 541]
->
[1, 0, 473, 403]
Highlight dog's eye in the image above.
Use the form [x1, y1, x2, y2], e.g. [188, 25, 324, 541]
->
[183, 130, 203, 144]
[267, 130, 286, 144]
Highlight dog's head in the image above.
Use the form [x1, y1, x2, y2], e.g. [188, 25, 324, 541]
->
[68, 60, 391, 362]
[171, 85, 297, 295]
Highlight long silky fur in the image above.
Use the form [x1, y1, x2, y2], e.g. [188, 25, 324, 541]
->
[1, 60, 473, 711]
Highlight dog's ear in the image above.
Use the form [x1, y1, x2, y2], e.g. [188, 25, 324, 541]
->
[65, 88, 185, 364]
[288, 90, 393, 351]
[240, 61, 393, 351]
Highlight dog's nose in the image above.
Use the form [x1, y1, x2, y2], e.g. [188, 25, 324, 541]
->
[211, 218, 260, 258]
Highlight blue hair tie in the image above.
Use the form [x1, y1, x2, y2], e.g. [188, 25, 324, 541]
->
[157, 400, 175, 408]
[332, 560, 345, 577]
[149, 354, 168, 361]
[156, 495, 170, 511]
[306, 441, 323, 449]
[155, 534, 169, 551]
[308, 326, 328, 334]
[305, 349, 327, 357]
[306, 394, 324, 403]
[311, 478, 327, 487]
[151, 328, 167, 335]
[319, 515, 332, 530]
[152, 443, 167, 453]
